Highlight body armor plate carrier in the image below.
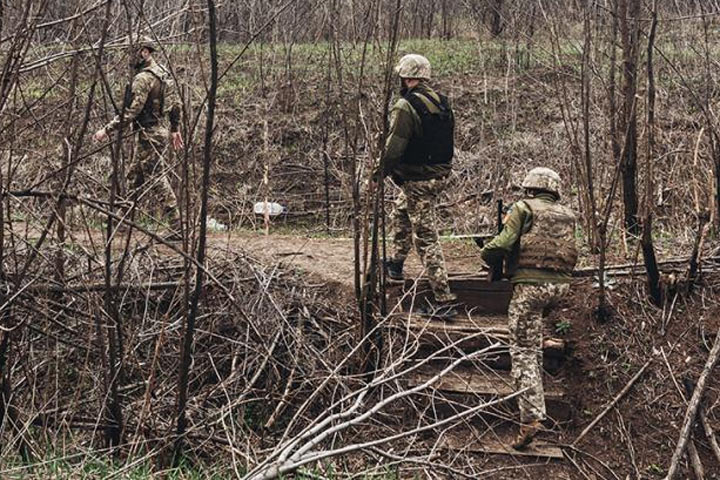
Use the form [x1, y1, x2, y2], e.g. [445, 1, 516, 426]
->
[134, 67, 166, 130]
[401, 91, 454, 166]
[516, 198, 578, 274]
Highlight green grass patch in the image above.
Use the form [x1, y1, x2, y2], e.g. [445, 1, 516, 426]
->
[1, 452, 236, 479]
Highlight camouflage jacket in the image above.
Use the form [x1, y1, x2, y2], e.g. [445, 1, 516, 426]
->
[105, 58, 181, 134]
[480, 192, 575, 284]
[380, 82, 452, 183]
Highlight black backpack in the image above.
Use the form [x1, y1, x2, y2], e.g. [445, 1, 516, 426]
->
[402, 91, 454, 166]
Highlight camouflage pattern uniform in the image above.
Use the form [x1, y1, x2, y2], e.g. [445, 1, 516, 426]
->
[391, 177, 455, 303]
[104, 57, 181, 220]
[508, 282, 569, 422]
[480, 172, 578, 424]
[382, 79, 456, 304]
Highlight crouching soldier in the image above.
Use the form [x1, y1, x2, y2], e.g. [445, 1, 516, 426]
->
[479, 167, 578, 449]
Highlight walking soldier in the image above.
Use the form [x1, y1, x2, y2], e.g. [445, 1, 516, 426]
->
[94, 35, 184, 235]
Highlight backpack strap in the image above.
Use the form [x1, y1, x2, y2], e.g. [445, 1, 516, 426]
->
[411, 89, 450, 108]
[403, 91, 432, 117]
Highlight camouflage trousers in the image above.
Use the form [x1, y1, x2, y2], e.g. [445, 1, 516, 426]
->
[390, 178, 456, 303]
[508, 282, 569, 423]
[129, 126, 178, 222]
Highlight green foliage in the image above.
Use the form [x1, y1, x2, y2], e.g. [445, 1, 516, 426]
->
[398, 39, 487, 75]
[646, 463, 665, 476]
[167, 455, 237, 480]
[296, 464, 401, 479]
[554, 319, 571, 335]
[0, 449, 246, 480]
[243, 401, 273, 430]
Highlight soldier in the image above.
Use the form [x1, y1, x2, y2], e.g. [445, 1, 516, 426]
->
[375, 54, 458, 319]
[94, 35, 183, 235]
[479, 167, 578, 449]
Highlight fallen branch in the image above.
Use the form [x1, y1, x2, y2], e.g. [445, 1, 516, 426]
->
[664, 325, 720, 480]
[6, 189, 132, 208]
[20, 279, 251, 294]
[438, 190, 494, 209]
[245, 339, 506, 480]
[685, 209, 710, 294]
[686, 439, 705, 480]
[700, 406, 720, 465]
[0, 0, 110, 44]
[572, 255, 720, 277]
[573, 358, 652, 447]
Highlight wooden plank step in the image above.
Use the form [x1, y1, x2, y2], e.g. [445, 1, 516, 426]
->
[388, 312, 508, 333]
[388, 277, 512, 314]
[387, 314, 567, 358]
[406, 364, 565, 400]
[409, 353, 565, 376]
[442, 432, 564, 459]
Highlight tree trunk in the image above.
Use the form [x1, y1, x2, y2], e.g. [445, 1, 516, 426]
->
[618, 0, 640, 235]
[641, 1, 661, 307]
[713, 133, 720, 231]
[488, 0, 504, 37]
[173, 0, 218, 464]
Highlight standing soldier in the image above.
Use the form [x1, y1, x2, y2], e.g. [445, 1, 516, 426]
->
[479, 167, 578, 449]
[375, 53, 458, 319]
[94, 36, 184, 236]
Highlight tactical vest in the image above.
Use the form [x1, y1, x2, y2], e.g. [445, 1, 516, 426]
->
[515, 198, 578, 273]
[134, 66, 166, 130]
[401, 91, 454, 166]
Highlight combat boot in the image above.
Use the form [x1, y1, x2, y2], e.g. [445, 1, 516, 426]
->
[384, 259, 405, 284]
[416, 299, 460, 320]
[511, 420, 543, 450]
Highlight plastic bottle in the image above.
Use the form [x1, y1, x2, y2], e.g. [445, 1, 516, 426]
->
[253, 201, 286, 216]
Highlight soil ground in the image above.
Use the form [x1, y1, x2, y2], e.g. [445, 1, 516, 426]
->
[224, 229, 720, 479]
[222, 230, 484, 289]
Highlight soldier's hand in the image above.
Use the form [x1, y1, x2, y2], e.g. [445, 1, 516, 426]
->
[371, 168, 384, 185]
[93, 128, 108, 143]
[171, 132, 184, 151]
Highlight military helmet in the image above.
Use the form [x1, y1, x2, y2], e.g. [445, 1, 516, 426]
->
[522, 167, 561, 196]
[133, 35, 157, 52]
[395, 54, 431, 80]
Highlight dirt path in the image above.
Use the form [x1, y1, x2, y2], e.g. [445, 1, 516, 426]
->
[208, 231, 484, 288]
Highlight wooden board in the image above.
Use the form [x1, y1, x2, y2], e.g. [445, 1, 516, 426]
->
[386, 315, 567, 359]
[443, 433, 565, 459]
[388, 277, 513, 315]
[387, 313, 509, 336]
[407, 364, 565, 400]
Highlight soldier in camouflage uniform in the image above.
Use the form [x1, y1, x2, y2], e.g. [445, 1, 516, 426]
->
[94, 36, 183, 234]
[375, 54, 458, 319]
[479, 167, 578, 449]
